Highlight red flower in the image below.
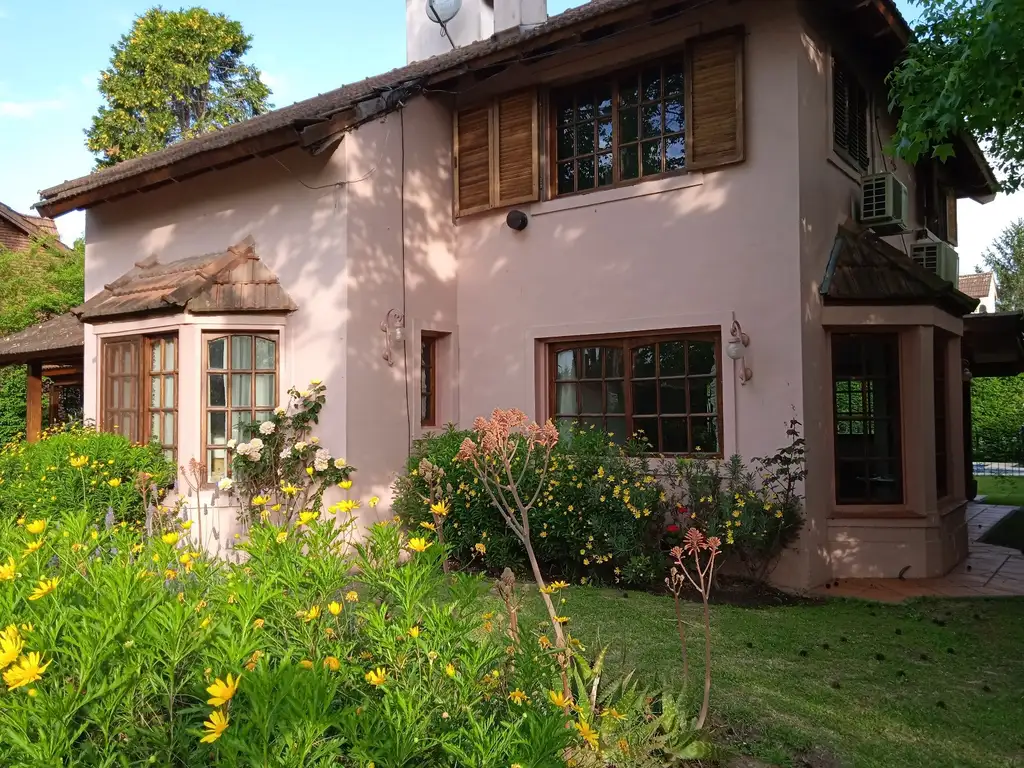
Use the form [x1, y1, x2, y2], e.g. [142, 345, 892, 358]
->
[665, 523, 681, 534]
[678, 506, 690, 516]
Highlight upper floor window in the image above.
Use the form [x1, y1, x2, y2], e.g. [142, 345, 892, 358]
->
[552, 60, 686, 195]
[452, 28, 744, 215]
[832, 333, 902, 505]
[204, 332, 278, 482]
[550, 333, 721, 455]
[832, 57, 870, 172]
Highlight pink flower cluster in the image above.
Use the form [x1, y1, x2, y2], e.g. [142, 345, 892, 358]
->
[455, 408, 559, 461]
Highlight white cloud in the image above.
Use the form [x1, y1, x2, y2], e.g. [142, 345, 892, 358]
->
[0, 99, 66, 118]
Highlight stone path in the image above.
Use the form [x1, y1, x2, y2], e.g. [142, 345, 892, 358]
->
[816, 502, 1024, 602]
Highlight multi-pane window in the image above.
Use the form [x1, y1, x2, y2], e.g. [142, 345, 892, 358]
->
[553, 59, 686, 195]
[101, 334, 178, 457]
[102, 339, 142, 443]
[832, 333, 903, 505]
[551, 334, 720, 454]
[832, 57, 869, 171]
[421, 336, 437, 428]
[147, 336, 177, 461]
[205, 333, 277, 482]
[934, 334, 949, 498]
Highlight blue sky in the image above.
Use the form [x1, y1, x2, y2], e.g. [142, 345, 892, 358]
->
[0, 0, 1016, 271]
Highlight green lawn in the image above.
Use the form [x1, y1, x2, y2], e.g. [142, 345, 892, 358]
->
[976, 475, 1024, 506]
[519, 588, 1024, 768]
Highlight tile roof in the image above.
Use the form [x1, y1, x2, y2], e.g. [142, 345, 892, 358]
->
[37, 0, 651, 212]
[0, 312, 83, 365]
[821, 225, 978, 316]
[74, 237, 297, 321]
[958, 272, 994, 299]
[0, 201, 67, 249]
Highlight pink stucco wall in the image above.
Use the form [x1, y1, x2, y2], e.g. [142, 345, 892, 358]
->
[453, 2, 805, 470]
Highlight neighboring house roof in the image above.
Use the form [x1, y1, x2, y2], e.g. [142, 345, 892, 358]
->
[821, 225, 979, 316]
[0, 201, 68, 249]
[958, 272, 995, 299]
[74, 237, 297, 321]
[36, 0, 997, 217]
[0, 312, 84, 366]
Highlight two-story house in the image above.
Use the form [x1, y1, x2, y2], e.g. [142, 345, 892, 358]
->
[31, 0, 998, 589]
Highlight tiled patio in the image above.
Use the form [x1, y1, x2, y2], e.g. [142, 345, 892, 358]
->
[816, 502, 1024, 602]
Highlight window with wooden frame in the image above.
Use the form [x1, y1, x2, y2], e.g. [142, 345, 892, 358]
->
[101, 339, 143, 443]
[934, 333, 949, 498]
[452, 28, 744, 213]
[832, 56, 870, 172]
[550, 333, 722, 454]
[146, 336, 178, 461]
[204, 333, 278, 482]
[919, 159, 959, 246]
[100, 334, 178, 458]
[831, 333, 903, 505]
[421, 335, 438, 428]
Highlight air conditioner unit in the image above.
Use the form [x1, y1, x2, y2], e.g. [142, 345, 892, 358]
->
[911, 239, 959, 284]
[858, 173, 909, 234]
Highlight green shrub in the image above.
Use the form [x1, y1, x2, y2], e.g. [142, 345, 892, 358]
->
[0, 502, 699, 765]
[394, 423, 666, 586]
[972, 375, 1024, 462]
[672, 419, 805, 583]
[0, 424, 175, 526]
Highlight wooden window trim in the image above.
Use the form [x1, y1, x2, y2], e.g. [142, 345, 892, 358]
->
[547, 330, 724, 456]
[143, 335, 178, 462]
[421, 334, 439, 428]
[100, 336, 143, 444]
[831, 332, 904, 506]
[201, 331, 280, 484]
[831, 55, 871, 174]
[547, 54, 688, 200]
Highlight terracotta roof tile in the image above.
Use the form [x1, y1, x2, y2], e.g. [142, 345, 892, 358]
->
[75, 237, 298, 321]
[821, 225, 978, 316]
[958, 272, 994, 299]
[0, 201, 67, 249]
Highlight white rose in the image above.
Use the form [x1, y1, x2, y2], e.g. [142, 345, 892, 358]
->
[259, 421, 276, 435]
[279, 447, 292, 459]
[217, 477, 233, 491]
[295, 441, 307, 452]
[274, 406, 287, 417]
[249, 437, 264, 450]
[227, 439, 237, 450]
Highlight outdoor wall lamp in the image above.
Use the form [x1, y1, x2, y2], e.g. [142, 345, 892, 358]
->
[726, 319, 752, 385]
[962, 359, 973, 383]
[381, 308, 406, 367]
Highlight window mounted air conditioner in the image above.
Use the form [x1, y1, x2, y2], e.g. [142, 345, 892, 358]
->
[858, 172, 909, 234]
[911, 235, 959, 284]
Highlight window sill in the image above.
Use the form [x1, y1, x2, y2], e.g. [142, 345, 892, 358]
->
[533, 171, 704, 217]
[827, 151, 868, 185]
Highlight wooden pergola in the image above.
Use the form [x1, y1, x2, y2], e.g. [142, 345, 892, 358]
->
[0, 312, 84, 441]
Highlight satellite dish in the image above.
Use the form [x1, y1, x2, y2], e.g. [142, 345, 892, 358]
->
[427, 0, 462, 24]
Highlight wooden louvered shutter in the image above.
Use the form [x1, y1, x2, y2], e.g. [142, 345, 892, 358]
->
[494, 90, 539, 207]
[945, 189, 958, 246]
[454, 104, 493, 216]
[685, 28, 745, 171]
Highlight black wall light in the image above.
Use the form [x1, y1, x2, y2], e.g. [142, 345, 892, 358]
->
[506, 210, 529, 231]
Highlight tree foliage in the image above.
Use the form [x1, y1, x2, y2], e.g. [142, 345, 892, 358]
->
[0, 238, 85, 445]
[972, 374, 1024, 462]
[888, 0, 1023, 190]
[982, 218, 1024, 312]
[86, 7, 272, 167]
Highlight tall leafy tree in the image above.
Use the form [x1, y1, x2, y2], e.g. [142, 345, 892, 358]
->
[983, 218, 1024, 311]
[888, 0, 1023, 190]
[86, 7, 272, 167]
